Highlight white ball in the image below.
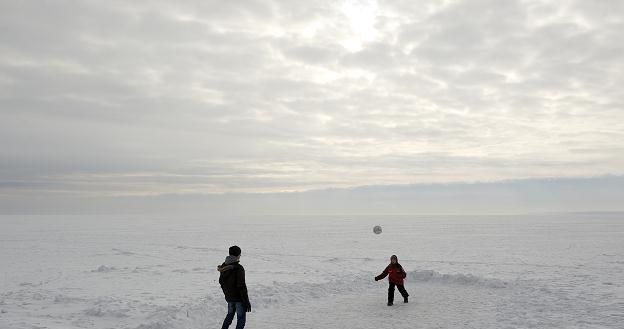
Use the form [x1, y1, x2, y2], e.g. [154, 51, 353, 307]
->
[373, 225, 382, 234]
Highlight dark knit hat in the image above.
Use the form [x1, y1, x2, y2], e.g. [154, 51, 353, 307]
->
[391, 255, 398, 261]
[229, 245, 241, 256]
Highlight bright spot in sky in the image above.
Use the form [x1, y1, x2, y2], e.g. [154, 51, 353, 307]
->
[340, 0, 380, 51]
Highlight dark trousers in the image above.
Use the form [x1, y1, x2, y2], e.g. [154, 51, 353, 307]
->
[222, 302, 246, 329]
[388, 282, 409, 304]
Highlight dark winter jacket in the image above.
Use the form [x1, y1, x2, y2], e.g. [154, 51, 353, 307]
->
[375, 263, 407, 285]
[218, 261, 250, 306]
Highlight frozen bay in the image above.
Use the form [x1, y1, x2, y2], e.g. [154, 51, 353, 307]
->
[1, 213, 622, 328]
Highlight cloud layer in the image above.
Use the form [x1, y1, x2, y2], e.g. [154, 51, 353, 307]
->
[1, 0, 623, 198]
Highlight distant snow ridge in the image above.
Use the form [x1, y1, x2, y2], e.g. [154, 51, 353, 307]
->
[92, 265, 116, 273]
[408, 270, 508, 288]
[248, 270, 507, 309]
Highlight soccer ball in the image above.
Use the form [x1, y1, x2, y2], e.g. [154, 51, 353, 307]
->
[373, 225, 382, 234]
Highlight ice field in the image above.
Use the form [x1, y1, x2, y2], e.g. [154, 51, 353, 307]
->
[1, 213, 622, 328]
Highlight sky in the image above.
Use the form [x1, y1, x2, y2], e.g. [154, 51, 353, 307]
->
[1, 0, 623, 213]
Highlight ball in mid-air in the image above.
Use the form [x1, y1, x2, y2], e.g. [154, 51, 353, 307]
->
[373, 225, 382, 234]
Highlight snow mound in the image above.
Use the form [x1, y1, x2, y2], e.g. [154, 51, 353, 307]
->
[84, 297, 131, 318]
[53, 294, 83, 303]
[84, 306, 130, 318]
[407, 270, 508, 288]
[92, 265, 116, 272]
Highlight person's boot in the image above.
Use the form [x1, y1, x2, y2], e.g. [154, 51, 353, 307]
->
[387, 302, 393, 306]
[404, 296, 408, 303]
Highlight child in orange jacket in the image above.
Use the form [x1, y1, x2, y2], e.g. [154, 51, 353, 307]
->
[375, 255, 409, 306]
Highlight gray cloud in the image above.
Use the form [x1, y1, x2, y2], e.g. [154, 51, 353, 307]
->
[1, 0, 623, 203]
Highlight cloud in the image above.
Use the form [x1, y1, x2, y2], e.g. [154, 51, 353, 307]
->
[1, 0, 623, 202]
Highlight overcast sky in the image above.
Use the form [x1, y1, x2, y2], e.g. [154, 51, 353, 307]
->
[1, 0, 623, 203]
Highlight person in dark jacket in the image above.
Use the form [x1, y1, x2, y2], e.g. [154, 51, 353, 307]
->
[375, 255, 409, 306]
[218, 245, 251, 329]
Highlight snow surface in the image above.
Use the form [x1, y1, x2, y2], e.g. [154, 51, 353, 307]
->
[1, 213, 623, 328]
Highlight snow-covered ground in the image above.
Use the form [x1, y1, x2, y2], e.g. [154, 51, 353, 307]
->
[1, 213, 622, 328]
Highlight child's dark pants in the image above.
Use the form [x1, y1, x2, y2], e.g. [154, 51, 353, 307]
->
[388, 282, 409, 304]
